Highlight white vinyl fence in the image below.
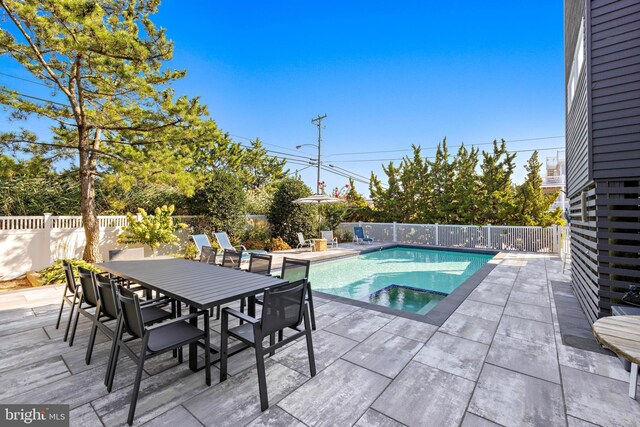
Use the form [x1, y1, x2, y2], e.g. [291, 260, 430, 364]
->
[0, 214, 200, 280]
[338, 222, 569, 254]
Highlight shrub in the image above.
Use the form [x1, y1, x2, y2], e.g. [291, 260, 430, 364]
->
[267, 178, 315, 247]
[118, 205, 187, 253]
[265, 237, 291, 252]
[341, 230, 354, 242]
[39, 258, 99, 285]
[243, 239, 268, 250]
[183, 241, 199, 260]
[187, 169, 247, 238]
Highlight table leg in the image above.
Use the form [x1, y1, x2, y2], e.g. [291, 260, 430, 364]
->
[630, 362, 638, 399]
[248, 296, 256, 318]
[189, 305, 199, 372]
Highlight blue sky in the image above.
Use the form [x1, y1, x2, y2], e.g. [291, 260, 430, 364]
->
[1, 1, 565, 195]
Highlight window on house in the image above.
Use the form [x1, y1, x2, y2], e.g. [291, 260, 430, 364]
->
[567, 19, 585, 107]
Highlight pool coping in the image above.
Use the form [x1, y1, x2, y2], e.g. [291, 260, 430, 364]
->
[311, 244, 504, 327]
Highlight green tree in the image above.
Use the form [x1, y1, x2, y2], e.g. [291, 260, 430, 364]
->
[267, 178, 315, 246]
[477, 140, 517, 225]
[426, 140, 456, 223]
[0, 0, 209, 261]
[118, 205, 187, 254]
[516, 151, 564, 226]
[450, 144, 480, 224]
[187, 169, 247, 238]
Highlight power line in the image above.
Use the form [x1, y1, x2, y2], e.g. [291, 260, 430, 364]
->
[230, 134, 316, 157]
[0, 88, 67, 107]
[0, 71, 51, 88]
[324, 135, 565, 158]
[328, 146, 566, 163]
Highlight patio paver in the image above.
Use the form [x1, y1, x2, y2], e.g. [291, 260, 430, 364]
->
[0, 252, 638, 426]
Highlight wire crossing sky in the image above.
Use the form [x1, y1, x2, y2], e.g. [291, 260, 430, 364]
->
[0, 1, 565, 193]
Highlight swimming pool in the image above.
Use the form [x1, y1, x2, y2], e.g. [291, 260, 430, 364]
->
[309, 247, 494, 315]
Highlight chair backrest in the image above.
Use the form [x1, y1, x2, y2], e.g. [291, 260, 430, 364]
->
[260, 280, 307, 336]
[353, 226, 365, 239]
[321, 230, 334, 241]
[62, 260, 77, 294]
[77, 266, 99, 307]
[248, 253, 272, 275]
[108, 248, 144, 261]
[190, 234, 212, 253]
[199, 246, 218, 264]
[116, 286, 145, 339]
[297, 232, 307, 246]
[281, 257, 311, 283]
[221, 249, 243, 268]
[214, 232, 235, 251]
[94, 273, 119, 319]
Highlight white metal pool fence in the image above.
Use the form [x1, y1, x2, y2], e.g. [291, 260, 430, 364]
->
[338, 222, 570, 255]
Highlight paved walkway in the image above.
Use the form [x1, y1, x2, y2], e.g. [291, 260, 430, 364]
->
[0, 253, 638, 426]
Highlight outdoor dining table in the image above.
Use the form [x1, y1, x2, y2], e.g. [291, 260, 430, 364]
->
[96, 258, 288, 372]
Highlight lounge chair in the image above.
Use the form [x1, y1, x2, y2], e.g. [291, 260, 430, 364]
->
[296, 232, 313, 251]
[321, 230, 338, 248]
[214, 232, 268, 257]
[353, 226, 373, 245]
[190, 234, 212, 254]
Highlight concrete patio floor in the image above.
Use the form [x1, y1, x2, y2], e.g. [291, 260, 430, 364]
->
[1, 252, 639, 426]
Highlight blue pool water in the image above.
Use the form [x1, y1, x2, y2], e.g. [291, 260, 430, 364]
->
[309, 247, 494, 314]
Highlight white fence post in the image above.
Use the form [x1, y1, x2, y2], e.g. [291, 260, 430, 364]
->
[487, 224, 492, 248]
[43, 213, 53, 266]
[435, 223, 439, 246]
[392, 222, 397, 242]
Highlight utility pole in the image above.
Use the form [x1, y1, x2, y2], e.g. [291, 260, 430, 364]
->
[311, 114, 327, 194]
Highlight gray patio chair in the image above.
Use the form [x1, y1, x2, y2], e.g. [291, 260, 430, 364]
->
[220, 280, 315, 411]
[221, 249, 244, 269]
[248, 253, 273, 275]
[67, 266, 100, 347]
[256, 257, 316, 330]
[321, 230, 339, 248]
[107, 286, 211, 426]
[55, 260, 80, 342]
[199, 245, 218, 264]
[296, 232, 313, 250]
[87, 273, 175, 375]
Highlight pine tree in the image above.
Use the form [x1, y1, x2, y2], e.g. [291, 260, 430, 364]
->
[451, 144, 480, 224]
[427, 139, 456, 223]
[478, 140, 517, 225]
[516, 151, 562, 226]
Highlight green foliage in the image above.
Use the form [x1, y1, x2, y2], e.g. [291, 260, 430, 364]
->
[118, 205, 187, 251]
[39, 259, 99, 286]
[369, 139, 563, 226]
[182, 241, 199, 260]
[265, 237, 292, 251]
[187, 169, 247, 238]
[267, 178, 315, 246]
[246, 189, 273, 215]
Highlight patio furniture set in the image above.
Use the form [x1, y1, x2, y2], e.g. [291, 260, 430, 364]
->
[54, 235, 317, 425]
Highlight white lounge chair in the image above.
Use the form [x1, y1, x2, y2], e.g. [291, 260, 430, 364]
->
[214, 232, 268, 257]
[190, 234, 212, 254]
[296, 232, 313, 251]
[321, 230, 338, 248]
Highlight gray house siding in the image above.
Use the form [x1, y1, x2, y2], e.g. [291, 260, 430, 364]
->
[565, 0, 640, 323]
[566, 0, 591, 197]
[590, 0, 640, 178]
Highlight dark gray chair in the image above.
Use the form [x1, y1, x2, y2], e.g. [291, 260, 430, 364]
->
[257, 258, 316, 330]
[199, 246, 218, 264]
[248, 253, 273, 275]
[55, 260, 80, 342]
[87, 273, 175, 374]
[107, 286, 211, 426]
[220, 280, 315, 411]
[221, 249, 244, 269]
[68, 266, 100, 347]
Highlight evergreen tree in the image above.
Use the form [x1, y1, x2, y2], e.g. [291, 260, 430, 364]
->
[477, 140, 517, 225]
[516, 151, 563, 227]
[451, 144, 480, 224]
[427, 139, 456, 223]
